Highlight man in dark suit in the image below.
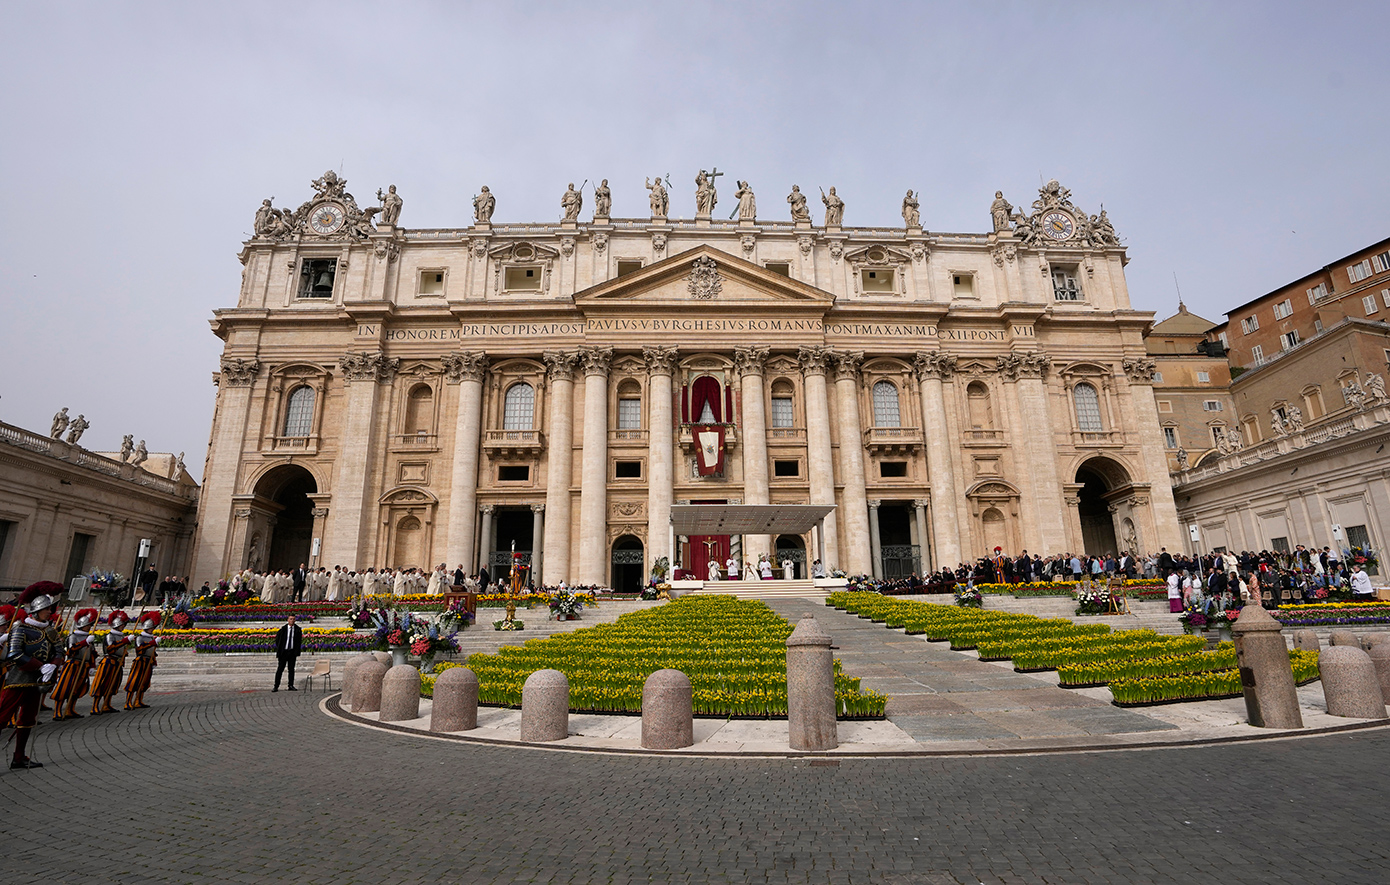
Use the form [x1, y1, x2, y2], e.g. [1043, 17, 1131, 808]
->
[292, 563, 307, 603]
[273, 615, 303, 692]
[478, 565, 491, 593]
[452, 564, 466, 587]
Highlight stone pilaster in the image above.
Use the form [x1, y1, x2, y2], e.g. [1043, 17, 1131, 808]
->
[578, 347, 613, 586]
[913, 351, 961, 568]
[735, 345, 771, 558]
[478, 504, 494, 574]
[540, 350, 578, 584]
[326, 351, 398, 569]
[530, 504, 545, 579]
[1122, 358, 1184, 551]
[999, 350, 1067, 554]
[798, 346, 839, 569]
[643, 346, 678, 568]
[867, 499, 883, 580]
[443, 351, 488, 574]
[832, 351, 872, 575]
[192, 359, 259, 583]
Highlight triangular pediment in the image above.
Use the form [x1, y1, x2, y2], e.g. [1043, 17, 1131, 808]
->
[575, 244, 833, 309]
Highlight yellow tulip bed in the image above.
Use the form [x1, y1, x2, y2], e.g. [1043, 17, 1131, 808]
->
[826, 592, 1319, 706]
[428, 595, 887, 719]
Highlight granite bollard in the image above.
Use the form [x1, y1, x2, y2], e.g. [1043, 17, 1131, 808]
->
[786, 613, 838, 751]
[520, 669, 569, 742]
[1231, 603, 1303, 728]
[379, 664, 422, 722]
[354, 660, 388, 714]
[1368, 633, 1390, 650]
[372, 651, 392, 666]
[1367, 644, 1390, 701]
[1320, 645, 1388, 719]
[430, 666, 479, 733]
[1328, 629, 1359, 648]
[340, 653, 373, 707]
[641, 669, 693, 749]
[1292, 630, 1320, 652]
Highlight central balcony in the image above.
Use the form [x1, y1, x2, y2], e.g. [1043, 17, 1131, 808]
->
[484, 429, 545, 456]
[862, 426, 923, 453]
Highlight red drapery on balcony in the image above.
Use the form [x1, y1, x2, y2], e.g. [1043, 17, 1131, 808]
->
[690, 375, 722, 424]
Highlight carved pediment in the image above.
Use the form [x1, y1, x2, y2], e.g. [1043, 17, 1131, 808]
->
[487, 241, 561, 262]
[380, 486, 439, 505]
[575, 245, 833, 307]
[844, 244, 912, 266]
[966, 479, 1021, 499]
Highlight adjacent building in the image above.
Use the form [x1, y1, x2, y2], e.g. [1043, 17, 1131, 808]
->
[1145, 303, 1235, 471]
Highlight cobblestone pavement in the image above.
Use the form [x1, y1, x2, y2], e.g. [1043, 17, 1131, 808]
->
[3, 691, 1387, 884]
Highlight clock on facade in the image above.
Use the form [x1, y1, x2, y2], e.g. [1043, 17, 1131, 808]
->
[1042, 211, 1075, 241]
[309, 204, 345, 235]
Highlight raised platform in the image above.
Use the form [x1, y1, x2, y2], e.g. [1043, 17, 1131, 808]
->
[685, 578, 842, 600]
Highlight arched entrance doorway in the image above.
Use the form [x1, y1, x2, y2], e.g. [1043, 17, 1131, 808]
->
[253, 465, 317, 572]
[1075, 458, 1131, 557]
[611, 535, 644, 594]
[774, 534, 805, 579]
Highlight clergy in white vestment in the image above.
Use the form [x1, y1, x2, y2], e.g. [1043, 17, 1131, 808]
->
[393, 569, 408, 596]
[759, 557, 774, 580]
[782, 559, 794, 580]
[325, 567, 341, 601]
[726, 557, 739, 580]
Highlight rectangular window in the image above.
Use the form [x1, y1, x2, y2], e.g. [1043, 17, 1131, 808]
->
[616, 260, 643, 277]
[1382, 289, 1390, 309]
[498, 465, 530, 482]
[1281, 330, 1300, 350]
[1273, 299, 1293, 320]
[1157, 400, 1173, 413]
[0, 519, 15, 579]
[952, 273, 976, 299]
[879, 461, 908, 478]
[1373, 251, 1390, 274]
[1251, 344, 1265, 364]
[1197, 371, 1210, 383]
[419, 270, 445, 296]
[765, 262, 791, 277]
[1307, 282, 1329, 303]
[770, 397, 794, 428]
[861, 268, 895, 293]
[1314, 319, 1324, 334]
[614, 461, 641, 479]
[1051, 268, 1082, 301]
[1218, 331, 1229, 347]
[1163, 427, 1178, 448]
[1241, 315, 1259, 334]
[773, 460, 800, 477]
[1364, 294, 1379, 315]
[298, 258, 337, 299]
[1348, 259, 1373, 283]
[503, 266, 542, 291]
[617, 398, 642, 430]
[1271, 537, 1291, 555]
[65, 533, 94, 585]
[1203, 401, 1224, 411]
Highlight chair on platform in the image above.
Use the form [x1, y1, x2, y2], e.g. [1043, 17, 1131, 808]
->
[303, 659, 332, 692]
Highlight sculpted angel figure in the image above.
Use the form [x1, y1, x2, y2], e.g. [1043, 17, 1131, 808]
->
[787, 185, 810, 222]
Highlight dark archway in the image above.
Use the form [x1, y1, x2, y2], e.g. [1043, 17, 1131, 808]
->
[774, 534, 806, 579]
[254, 465, 317, 572]
[1076, 458, 1130, 558]
[611, 535, 644, 594]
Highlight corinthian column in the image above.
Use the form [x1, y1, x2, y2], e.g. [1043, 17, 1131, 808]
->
[578, 346, 613, 586]
[832, 351, 872, 575]
[327, 351, 399, 569]
[644, 346, 678, 568]
[443, 351, 488, 574]
[913, 351, 961, 568]
[540, 350, 578, 584]
[734, 345, 771, 557]
[798, 346, 839, 569]
[193, 358, 260, 583]
[1000, 351, 1067, 554]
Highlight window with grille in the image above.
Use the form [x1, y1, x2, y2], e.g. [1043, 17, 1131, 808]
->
[1163, 427, 1178, 448]
[1073, 383, 1103, 432]
[503, 383, 534, 429]
[617, 397, 641, 429]
[1273, 299, 1293, 320]
[1051, 267, 1082, 301]
[283, 387, 314, 437]
[872, 380, 901, 427]
[770, 397, 794, 428]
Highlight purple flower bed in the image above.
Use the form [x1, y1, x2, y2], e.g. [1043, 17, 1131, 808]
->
[193, 635, 375, 653]
[191, 611, 318, 623]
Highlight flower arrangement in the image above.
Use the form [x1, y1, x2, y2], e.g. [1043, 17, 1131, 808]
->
[493, 618, 524, 630]
[370, 611, 462, 667]
[86, 570, 129, 607]
[1343, 545, 1379, 569]
[953, 586, 983, 608]
[548, 588, 595, 618]
[650, 555, 670, 581]
[1074, 588, 1114, 616]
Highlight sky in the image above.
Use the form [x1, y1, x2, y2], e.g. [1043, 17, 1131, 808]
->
[2, 1, 1387, 481]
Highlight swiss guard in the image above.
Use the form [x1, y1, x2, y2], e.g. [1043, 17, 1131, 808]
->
[123, 611, 160, 710]
[51, 607, 99, 721]
[89, 609, 131, 715]
[1, 582, 64, 769]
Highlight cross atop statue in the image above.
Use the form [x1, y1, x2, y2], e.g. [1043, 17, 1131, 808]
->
[706, 167, 724, 184]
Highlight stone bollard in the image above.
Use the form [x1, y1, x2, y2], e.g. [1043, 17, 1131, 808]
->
[1292, 630, 1320, 652]
[340, 653, 374, 708]
[786, 613, 838, 751]
[354, 660, 388, 713]
[379, 664, 422, 722]
[520, 669, 569, 742]
[1230, 603, 1303, 729]
[1367, 644, 1390, 702]
[1368, 633, 1390, 650]
[430, 667, 479, 733]
[1320, 646, 1388, 719]
[1329, 629, 1359, 648]
[641, 669, 693, 749]
[372, 651, 392, 666]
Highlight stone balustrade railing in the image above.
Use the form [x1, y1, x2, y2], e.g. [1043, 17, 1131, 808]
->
[1173, 408, 1388, 486]
[0, 419, 192, 499]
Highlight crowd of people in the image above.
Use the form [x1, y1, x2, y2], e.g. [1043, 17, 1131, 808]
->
[205, 563, 488, 603]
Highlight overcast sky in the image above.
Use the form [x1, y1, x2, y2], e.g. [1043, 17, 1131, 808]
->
[2, 1, 1386, 480]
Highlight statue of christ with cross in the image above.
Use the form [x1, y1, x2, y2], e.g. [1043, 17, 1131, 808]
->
[695, 168, 722, 218]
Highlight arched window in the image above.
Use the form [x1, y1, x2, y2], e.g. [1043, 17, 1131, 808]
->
[404, 384, 434, 436]
[283, 386, 315, 437]
[872, 380, 901, 428]
[690, 375, 722, 424]
[966, 381, 993, 429]
[503, 382, 535, 429]
[616, 379, 642, 430]
[770, 379, 795, 428]
[1073, 383, 1103, 432]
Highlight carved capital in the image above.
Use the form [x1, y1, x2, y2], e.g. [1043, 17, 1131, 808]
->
[997, 350, 1050, 381]
[543, 349, 580, 382]
[797, 345, 831, 376]
[442, 351, 488, 384]
[642, 345, 679, 376]
[990, 243, 1017, 267]
[220, 358, 260, 387]
[531, 503, 546, 513]
[733, 345, 770, 378]
[579, 346, 613, 377]
[311, 507, 330, 518]
[831, 350, 864, 382]
[479, 504, 494, 515]
[339, 351, 399, 383]
[1121, 357, 1158, 384]
[913, 351, 957, 381]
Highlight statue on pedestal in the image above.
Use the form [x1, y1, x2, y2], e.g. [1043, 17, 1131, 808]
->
[473, 186, 495, 224]
[172, 452, 186, 479]
[65, 415, 88, 444]
[1176, 448, 1189, 470]
[991, 191, 1013, 233]
[902, 189, 920, 228]
[253, 199, 276, 237]
[821, 187, 844, 226]
[377, 185, 403, 227]
[132, 439, 148, 468]
[1287, 405, 1305, 432]
[1365, 372, 1387, 402]
[119, 435, 134, 462]
[593, 179, 611, 218]
[695, 169, 721, 217]
[1227, 427, 1243, 450]
[50, 408, 70, 439]
[560, 182, 583, 222]
[787, 185, 810, 222]
[645, 175, 668, 218]
[734, 180, 756, 221]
